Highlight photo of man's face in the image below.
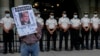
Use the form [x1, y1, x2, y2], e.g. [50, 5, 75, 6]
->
[19, 11, 30, 25]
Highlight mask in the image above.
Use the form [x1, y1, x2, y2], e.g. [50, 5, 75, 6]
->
[94, 14, 97, 17]
[50, 16, 54, 18]
[63, 14, 67, 17]
[6, 14, 10, 17]
[74, 15, 78, 18]
[84, 14, 88, 17]
[37, 14, 40, 17]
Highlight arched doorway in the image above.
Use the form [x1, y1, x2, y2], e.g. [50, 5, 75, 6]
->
[56, 0, 79, 19]
[33, 0, 80, 19]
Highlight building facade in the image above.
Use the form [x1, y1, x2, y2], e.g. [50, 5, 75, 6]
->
[0, 0, 100, 18]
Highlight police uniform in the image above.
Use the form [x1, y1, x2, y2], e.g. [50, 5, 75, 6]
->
[58, 11, 70, 51]
[90, 14, 100, 49]
[81, 13, 90, 49]
[46, 13, 57, 51]
[36, 14, 44, 51]
[0, 15, 14, 53]
[70, 13, 81, 50]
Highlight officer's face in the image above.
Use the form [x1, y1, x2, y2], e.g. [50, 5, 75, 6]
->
[93, 14, 98, 17]
[5, 13, 10, 18]
[73, 15, 78, 18]
[84, 14, 88, 17]
[50, 14, 54, 19]
[62, 14, 66, 17]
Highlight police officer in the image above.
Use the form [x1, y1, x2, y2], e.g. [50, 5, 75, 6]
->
[81, 12, 91, 50]
[0, 10, 14, 54]
[90, 11, 100, 49]
[46, 12, 57, 51]
[70, 12, 81, 50]
[35, 11, 44, 51]
[58, 11, 70, 51]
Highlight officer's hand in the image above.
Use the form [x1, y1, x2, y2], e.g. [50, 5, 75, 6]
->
[64, 27, 69, 32]
[63, 29, 66, 32]
[85, 28, 89, 31]
[4, 29, 9, 33]
[50, 31, 53, 35]
[94, 28, 98, 32]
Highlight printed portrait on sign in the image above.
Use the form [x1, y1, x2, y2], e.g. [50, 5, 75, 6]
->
[12, 5, 37, 36]
[19, 11, 30, 25]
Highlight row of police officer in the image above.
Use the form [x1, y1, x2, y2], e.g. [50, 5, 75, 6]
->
[35, 11, 100, 51]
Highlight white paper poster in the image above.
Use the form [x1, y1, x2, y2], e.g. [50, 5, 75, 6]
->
[12, 5, 37, 37]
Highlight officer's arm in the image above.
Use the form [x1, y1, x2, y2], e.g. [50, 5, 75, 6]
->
[87, 23, 91, 29]
[64, 24, 70, 32]
[52, 25, 57, 32]
[58, 19, 63, 29]
[67, 23, 70, 29]
[59, 24, 63, 29]
[41, 19, 44, 28]
[9, 23, 14, 30]
[1, 23, 9, 33]
[81, 23, 86, 30]
[46, 25, 51, 33]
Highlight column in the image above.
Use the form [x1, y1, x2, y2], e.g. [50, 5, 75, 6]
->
[0, 0, 9, 18]
[77, 0, 89, 17]
[14, 0, 23, 6]
[89, 0, 96, 17]
[98, 0, 100, 15]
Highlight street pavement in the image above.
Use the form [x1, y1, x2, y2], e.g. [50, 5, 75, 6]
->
[0, 49, 100, 56]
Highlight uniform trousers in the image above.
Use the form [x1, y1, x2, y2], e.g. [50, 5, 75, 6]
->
[39, 29, 44, 51]
[70, 28, 80, 50]
[90, 29, 99, 49]
[81, 28, 90, 49]
[59, 29, 69, 50]
[46, 29, 57, 51]
[3, 29, 14, 53]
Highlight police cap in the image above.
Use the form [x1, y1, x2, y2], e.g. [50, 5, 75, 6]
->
[62, 11, 66, 14]
[50, 12, 54, 15]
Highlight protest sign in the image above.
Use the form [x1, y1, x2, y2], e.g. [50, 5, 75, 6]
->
[12, 5, 37, 37]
